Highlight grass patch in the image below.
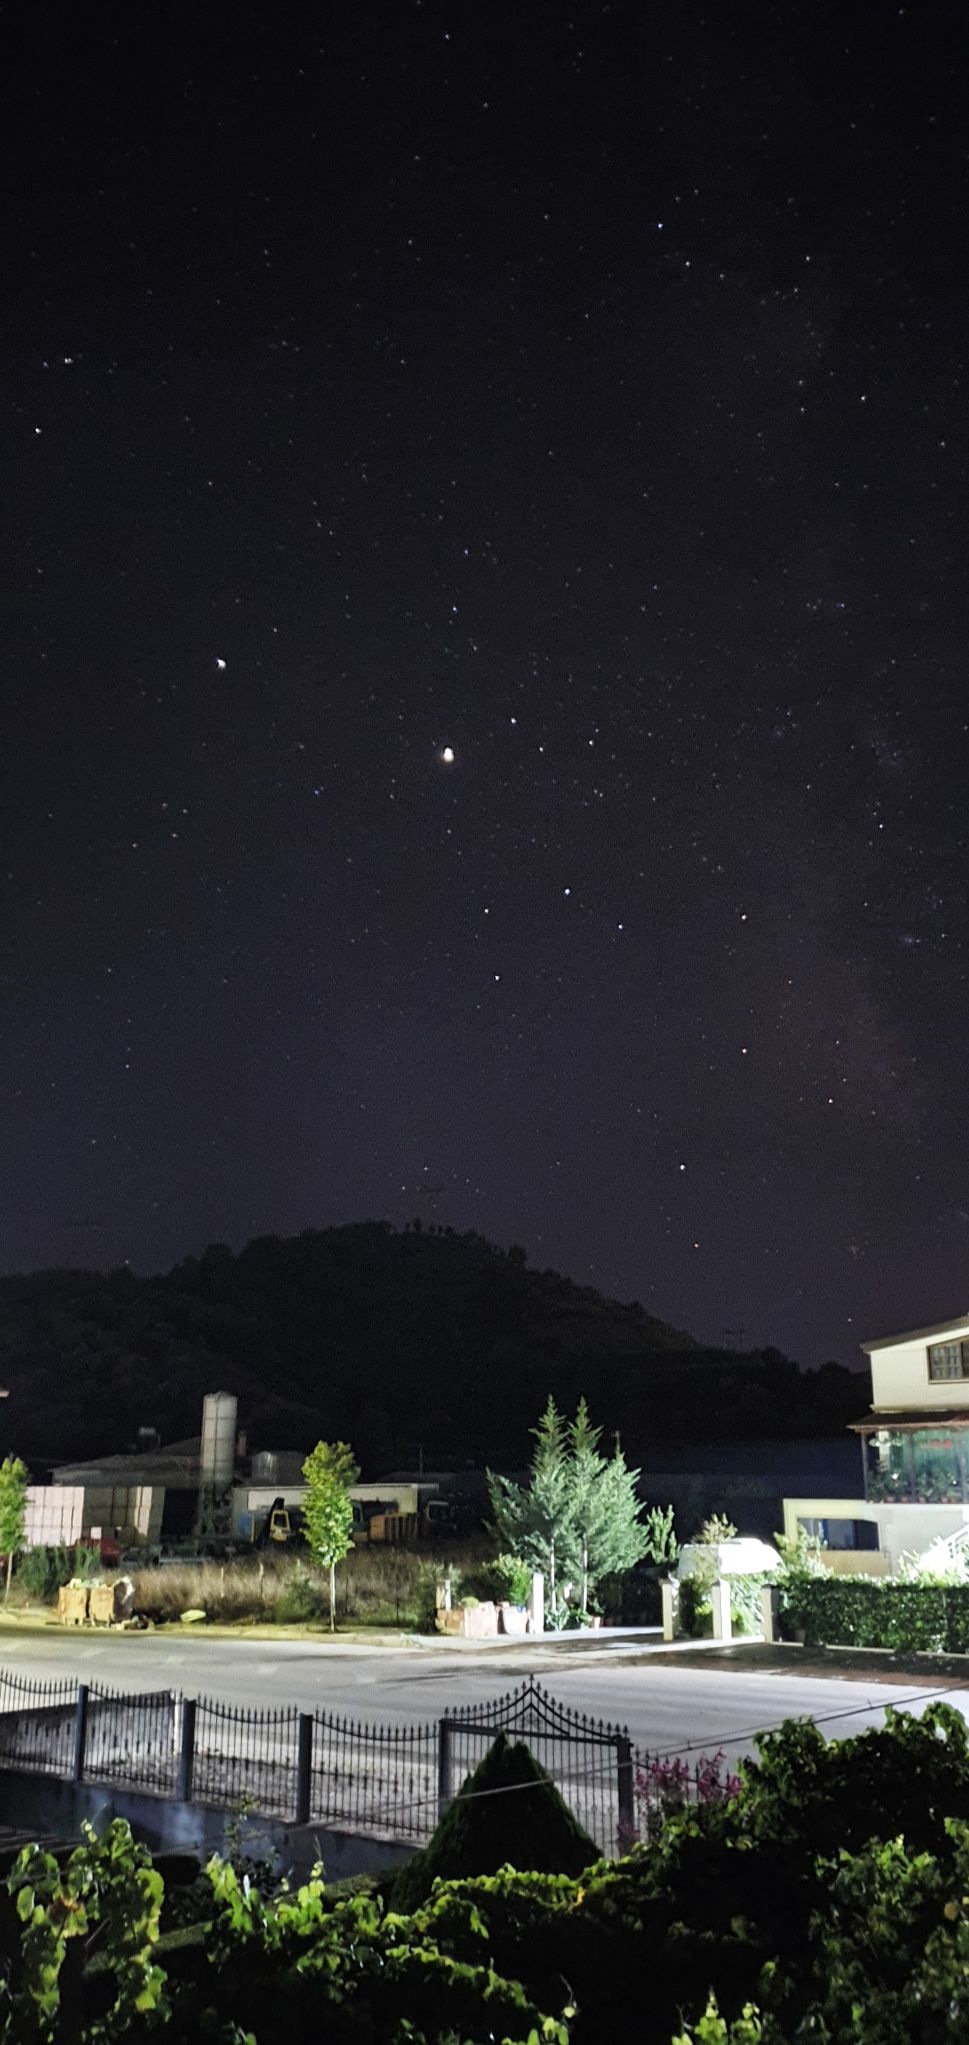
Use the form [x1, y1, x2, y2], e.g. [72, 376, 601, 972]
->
[130, 1538, 490, 1628]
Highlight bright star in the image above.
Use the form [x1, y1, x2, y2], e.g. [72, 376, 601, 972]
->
[440, 746, 455, 764]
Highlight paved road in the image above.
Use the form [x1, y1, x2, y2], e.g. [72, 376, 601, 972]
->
[0, 1629, 963, 1767]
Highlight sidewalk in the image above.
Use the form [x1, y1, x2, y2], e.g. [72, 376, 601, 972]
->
[619, 1637, 969, 1686]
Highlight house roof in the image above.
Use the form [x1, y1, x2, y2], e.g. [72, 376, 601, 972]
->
[861, 1315, 969, 1354]
[50, 1437, 203, 1487]
[849, 1411, 969, 1433]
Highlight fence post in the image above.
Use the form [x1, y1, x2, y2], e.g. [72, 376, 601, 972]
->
[71, 1684, 89, 1784]
[437, 1718, 452, 1819]
[710, 1579, 733, 1642]
[661, 1577, 681, 1642]
[760, 1584, 779, 1643]
[294, 1712, 313, 1825]
[616, 1733, 634, 1841]
[176, 1697, 197, 1802]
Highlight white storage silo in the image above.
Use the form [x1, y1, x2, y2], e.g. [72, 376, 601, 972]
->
[195, 1391, 238, 1534]
[200, 1392, 238, 1494]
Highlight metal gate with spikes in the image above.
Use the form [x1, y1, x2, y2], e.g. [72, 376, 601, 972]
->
[437, 1676, 634, 1858]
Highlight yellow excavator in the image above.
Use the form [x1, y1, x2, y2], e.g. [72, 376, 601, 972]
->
[249, 1496, 307, 1547]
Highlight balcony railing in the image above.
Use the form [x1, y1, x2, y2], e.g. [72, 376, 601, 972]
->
[866, 1469, 965, 1505]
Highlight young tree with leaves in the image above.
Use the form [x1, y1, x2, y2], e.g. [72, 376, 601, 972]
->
[0, 1456, 29, 1602]
[301, 1440, 360, 1631]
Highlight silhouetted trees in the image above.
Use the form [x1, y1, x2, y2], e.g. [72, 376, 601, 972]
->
[0, 1225, 868, 1469]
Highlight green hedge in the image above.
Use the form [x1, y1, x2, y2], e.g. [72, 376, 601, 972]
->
[945, 1584, 969, 1652]
[783, 1577, 969, 1652]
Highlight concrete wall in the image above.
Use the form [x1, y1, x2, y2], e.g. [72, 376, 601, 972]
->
[0, 1769, 413, 1884]
[783, 1495, 969, 1570]
[870, 1322, 969, 1412]
[782, 1497, 875, 1544]
[822, 1549, 891, 1577]
[82, 1486, 162, 1543]
[25, 1486, 83, 1547]
[24, 1485, 162, 1549]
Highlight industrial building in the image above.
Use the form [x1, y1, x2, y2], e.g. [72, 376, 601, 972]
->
[23, 1391, 450, 1553]
[30, 1391, 243, 1551]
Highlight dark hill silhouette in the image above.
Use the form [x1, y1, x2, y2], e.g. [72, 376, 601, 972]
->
[0, 1223, 867, 1467]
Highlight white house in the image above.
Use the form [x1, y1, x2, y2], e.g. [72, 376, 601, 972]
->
[783, 1313, 969, 1573]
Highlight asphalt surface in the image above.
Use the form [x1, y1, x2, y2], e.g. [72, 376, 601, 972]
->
[1, 1629, 964, 1767]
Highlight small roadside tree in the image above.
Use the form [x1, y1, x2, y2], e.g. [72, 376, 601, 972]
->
[0, 1457, 29, 1602]
[301, 1441, 360, 1631]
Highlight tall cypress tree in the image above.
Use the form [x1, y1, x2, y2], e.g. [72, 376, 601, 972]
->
[488, 1396, 577, 1608]
[489, 1396, 649, 1618]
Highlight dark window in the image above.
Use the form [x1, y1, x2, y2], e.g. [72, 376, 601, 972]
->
[927, 1341, 969, 1381]
[799, 1516, 879, 1550]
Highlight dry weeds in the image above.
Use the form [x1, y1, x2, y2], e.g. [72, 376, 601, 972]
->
[130, 1538, 487, 1627]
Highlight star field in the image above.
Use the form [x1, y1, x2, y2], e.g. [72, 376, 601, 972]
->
[2, 1, 968, 1363]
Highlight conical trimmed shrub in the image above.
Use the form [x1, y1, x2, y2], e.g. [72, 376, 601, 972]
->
[391, 1732, 597, 1911]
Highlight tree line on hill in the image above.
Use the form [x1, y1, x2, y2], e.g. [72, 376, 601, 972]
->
[0, 1222, 868, 1468]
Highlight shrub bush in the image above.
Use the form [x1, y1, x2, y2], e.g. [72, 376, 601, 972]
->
[15, 1544, 100, 1603]
[945, 1583, 969, 1653]
[678, 1577, 711, 1637]
[414, 1561, 440, 1632]
[784, 1577, 950, 1652]
[482, 1553, 532, 1606]
[274, 1563, 327, 1623]
[729, 1575, 766, 1635]
[390, 1733, 597, 1912]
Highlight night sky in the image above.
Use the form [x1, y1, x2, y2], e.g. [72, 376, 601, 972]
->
[3, 3, 967, 1365]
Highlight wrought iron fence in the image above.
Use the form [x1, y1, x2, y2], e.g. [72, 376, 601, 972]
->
[311, 1710, 437, 1842]
[0, 1671, 77, 1777]
[439, 1677, 634, 1858]
[192, 1698, 300, 1819]
[0, 1667, 680, 1856]
[86, 1685, 180, 1796]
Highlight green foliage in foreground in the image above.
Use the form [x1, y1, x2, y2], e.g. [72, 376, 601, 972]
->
[7, 1704, 969, 2040]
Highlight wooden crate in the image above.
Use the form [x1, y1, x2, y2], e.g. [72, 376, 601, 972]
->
[57, 1583, 90, 1626]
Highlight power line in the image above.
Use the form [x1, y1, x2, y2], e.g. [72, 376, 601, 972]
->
[369, 1679, 969, 1827]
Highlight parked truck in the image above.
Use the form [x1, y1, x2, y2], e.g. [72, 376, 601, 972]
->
[356, 1495, 457, 1543]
